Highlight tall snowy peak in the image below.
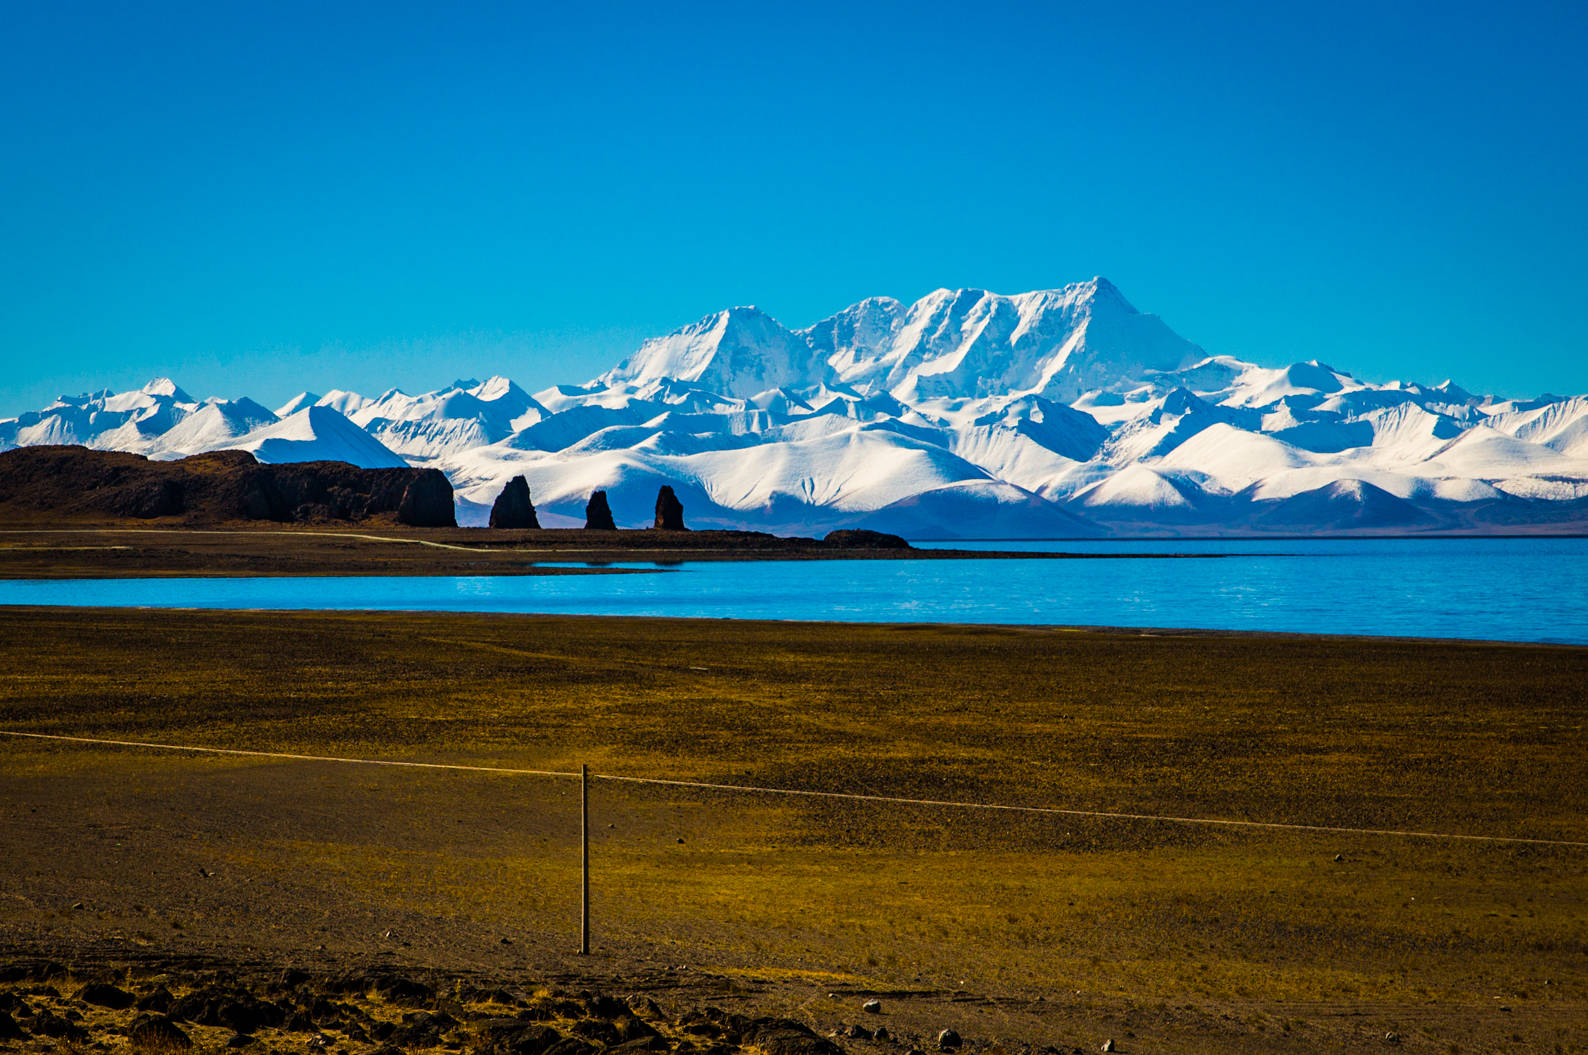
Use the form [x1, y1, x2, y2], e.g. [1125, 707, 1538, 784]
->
[798, 297, 907, 385]
[234, 405, 409, 468]
[598, 306, 828, 397]
[343, 376, 548, 461]
[804, 278, 1205, 402]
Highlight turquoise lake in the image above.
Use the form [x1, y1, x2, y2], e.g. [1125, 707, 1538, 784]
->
[1, 537, 1584, 645]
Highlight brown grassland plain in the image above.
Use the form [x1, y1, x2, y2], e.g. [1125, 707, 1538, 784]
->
[0, 605, 1584, 1054]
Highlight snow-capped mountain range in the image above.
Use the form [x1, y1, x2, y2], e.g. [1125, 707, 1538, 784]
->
[6, 278, 1587, 536]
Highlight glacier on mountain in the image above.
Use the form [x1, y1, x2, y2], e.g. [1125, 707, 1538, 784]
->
[5, 278, 1586, 536]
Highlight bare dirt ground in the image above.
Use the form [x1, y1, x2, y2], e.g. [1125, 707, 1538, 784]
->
[0, 607, 1585, 1054]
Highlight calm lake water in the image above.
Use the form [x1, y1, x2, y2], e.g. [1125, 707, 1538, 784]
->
[1, 537, 1585, 645]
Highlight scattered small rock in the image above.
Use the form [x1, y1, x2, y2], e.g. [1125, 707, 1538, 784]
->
[937, 1029, 962, 1051]
[221, 996, 286, 1034]
[1101, 1040, 1115, 1054]
[862, 999, 882, 1014]
[846, 1024, 873, 1040]
[1334, 854, 1344, 862]
[390, 1010, 457, 1047]
[77, 982, 135, 1010]
[741, 1018, 844, 1055]
[1384, 1031, 1400, 1045]
[0, 962, 64, 983]
[628, 996, 664, 1020]
[30, 1008, 90, 1043]
[586, 994, 628, 1019]
[874, 1026, 891, 1041]
[128, 1014, 192, 1050]
[371, 975, 434, 1006]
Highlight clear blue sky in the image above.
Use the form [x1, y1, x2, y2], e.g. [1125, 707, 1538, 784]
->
[3, 0, 1585, 415]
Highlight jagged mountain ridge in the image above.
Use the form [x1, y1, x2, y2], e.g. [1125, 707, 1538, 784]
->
[5, 277, 1587, 536]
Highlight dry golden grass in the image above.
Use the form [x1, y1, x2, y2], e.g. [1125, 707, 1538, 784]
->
[0, 606, 1584, 1053]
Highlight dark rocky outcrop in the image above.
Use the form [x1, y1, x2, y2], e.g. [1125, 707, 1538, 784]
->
[482, 1022, 564, 1055]
[216, 996, 285, 1035]
[168, 986, 285, 1035]
[0, 445, 457, 526]
[0, 962, 64, 984]
[0, 969, 858, 1055]
[544, 1038, 600, 1055]
[370, 975, 434, 1006]
[76, 982, 135, 1010]
[136, 986, 175, 1013]
[128, 1013, 192, 1049]
[489, 475, 540, 529]
[822, 529, 910, 549]
[27, 1008, 89, 1043]
[585, 490, 617, 530]
[323, 969, 434, 1007]
[654, 485, 686, 530]
[389, 1010, 458, 1047]
[397, 469, 456, 527]
[728, 1017, 843, 1055]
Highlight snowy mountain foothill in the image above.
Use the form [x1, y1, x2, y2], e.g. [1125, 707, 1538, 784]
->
[6, 277, 1587, 537]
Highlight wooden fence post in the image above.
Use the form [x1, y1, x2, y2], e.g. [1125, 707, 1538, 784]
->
[580, 763, 590, 955]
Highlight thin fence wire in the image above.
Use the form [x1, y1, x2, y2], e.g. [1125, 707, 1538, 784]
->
[5, 728, 1585, 849]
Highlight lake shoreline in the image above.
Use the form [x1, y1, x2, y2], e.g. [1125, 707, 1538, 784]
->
[0, 602, 1581, 652]
[0, 526, 1243, 580]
